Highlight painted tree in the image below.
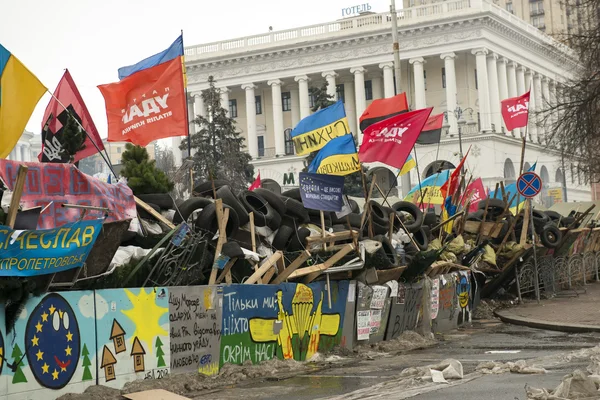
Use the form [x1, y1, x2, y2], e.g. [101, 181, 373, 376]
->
[182, 76, 254, 192]
[60, 113, 86, 164]
[120, 143, 174, 195]
[155, 337, 166, 368]
[81, 343, 93, 381]
[11, 344, 27, 383]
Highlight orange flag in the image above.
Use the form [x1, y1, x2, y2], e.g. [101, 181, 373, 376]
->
[98, 57, 187, 147]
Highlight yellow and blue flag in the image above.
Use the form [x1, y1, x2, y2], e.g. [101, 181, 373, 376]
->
[0, 44, 47, 159]
[308, 134, 360, 176]
[291, 100, 351, 156]
[404, 170, 449, 206]
[397, 154, 416, 176]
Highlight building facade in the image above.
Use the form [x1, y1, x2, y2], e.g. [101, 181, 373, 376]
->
[179, 0, 589, 205]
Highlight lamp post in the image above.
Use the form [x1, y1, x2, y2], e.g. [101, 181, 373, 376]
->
[444, 107, 473, 189]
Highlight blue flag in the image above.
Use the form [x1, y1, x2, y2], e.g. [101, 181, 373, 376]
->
[308, 134, 360, 176]
[118, 35, 184, 80]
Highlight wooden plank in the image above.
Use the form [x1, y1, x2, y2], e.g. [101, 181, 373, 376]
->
[215, 258, 237, 284]
[306, 230, 357, 245]
[262, 266, 277, 283]
[248, 212, 261, 284]
[245, 251, 283, 284]
[300, 244, 355, 283]
[519, 199, 531, 245]
[6, 165, 29, 228]
[208, 200, 228, 285]
[270, 250, 311, 284]
[135, 196, 176, 229]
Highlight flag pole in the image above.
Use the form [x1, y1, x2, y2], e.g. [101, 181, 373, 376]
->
[46, 90, 119, 179]
[516, 85, 531, 218]
[413, 147, 426, 208]
[180, 30, 192, 157]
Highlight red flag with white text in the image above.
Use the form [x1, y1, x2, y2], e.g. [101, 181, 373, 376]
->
[359, 108, 433, 170]
[98, 57, 187, 146]
[249, 171, 261, 191]
[501, 91, 530, 131]
[39, 69, 105, 163]
[463, 178, 486, 212]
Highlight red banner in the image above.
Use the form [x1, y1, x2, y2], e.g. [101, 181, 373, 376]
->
[359, 108, 433, 170]
[0, 160, 136, 229]
[501, 91, 530, 131]
[98, 57, 187, 147]
[463, 178, 486, 212]
[39, 69, 105, 163]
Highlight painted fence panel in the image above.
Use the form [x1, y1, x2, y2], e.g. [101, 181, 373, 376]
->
[94, 287, 171, 389]
[306, 280, 350, 355]
[341, 281, 357, 350]
[432, 274, 459, 333]
[385, 281, 424, 340]
[5, 291, 97, 400]
[168, 286, 222, 376]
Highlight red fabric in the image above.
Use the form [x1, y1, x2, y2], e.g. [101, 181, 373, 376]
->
[248, 172, 261, 191]
[98, 57, 187, 147]
[463, 178, 486, 212]
[359, 108, 433, 169]
[440, 147, 471, 199]
[501, 91, 530, 131]
[39, 69, 104, 162]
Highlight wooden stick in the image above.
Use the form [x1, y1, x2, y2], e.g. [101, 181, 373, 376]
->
[519, 198, 531, 245]
[432, 211, 465, 231]
[271, 250, 311, 284]
[293, 244, 354, 283]
[476, 184, 496, 244]
[135, 197, 176, 230]
[320, 210, 327, 251]
[215, 258, 237, 284]
[208, 200, 229, 285]
[388, 212, 395, 242]
[7, 165, 28, 228]
[306, 230, 357, 245]
[245, 251, 283, 284]
[500, 181, 506, 201]
[248, 212, 261, 283]
[360, 175, 377, 236]
[262, 266, 277, 284]
[326, 273, 332, 309]
[373, 183, 420, 250]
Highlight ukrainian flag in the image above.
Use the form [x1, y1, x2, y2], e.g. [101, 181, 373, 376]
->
[0, 44, 46, 159]
[404, 170, 450, 206]
[308, 134, 360, 176]
[397, 154, 416, 176]
[291, 100, 350, 156]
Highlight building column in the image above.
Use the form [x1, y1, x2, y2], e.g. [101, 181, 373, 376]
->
[371, 74, 383, 100]
[344, 81, 358, 137]
[194, 93, 206, 118]
[351, 67, 367, 140]
[533, 73, 544, 144]
[409, 57, 427, 109]
[472, 48, 491, 132]
[294, 75, 311, 119]
[268, 79, 286, 156]
[497, 57, 510, 136]
[242, 83, 259, 159]
[516, 65, 527, 138]
[525, 69, 536, 141]
[379, 62, 395, 98]
[322, 71, 338, 101]
[441, 52, 458, 136]
[290, 88, 300, 127]
[541, 77, 551, 145]
[487, 53, 502, 133]
[220, 87, 229, 112]
[507, 61, 518, 98]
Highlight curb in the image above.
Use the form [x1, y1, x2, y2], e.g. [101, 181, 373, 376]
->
[495, 310, 600, 333]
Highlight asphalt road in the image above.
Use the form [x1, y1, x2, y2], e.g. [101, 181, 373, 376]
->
[203, 321, 600, 400]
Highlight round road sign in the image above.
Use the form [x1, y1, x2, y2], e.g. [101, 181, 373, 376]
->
[517, 172, 542, 198]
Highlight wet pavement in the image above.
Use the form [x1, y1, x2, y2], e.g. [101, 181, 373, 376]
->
[199, 321, 600, 399]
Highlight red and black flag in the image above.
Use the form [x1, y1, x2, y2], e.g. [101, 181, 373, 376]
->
[359, 93, 408, 133]
[39, 69, 104, 163]
[416, 113, 444, 145]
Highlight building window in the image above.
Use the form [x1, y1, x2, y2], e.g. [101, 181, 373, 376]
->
[409, 0, 415, 6]
[475, 69, 478, 89]
[309, 92, 316, 109]
[284, 128, 295, 155]
[571, 164, 575, 183]
[229, 99, 238, 118]
[255, 95, 262, 115]
[258, 136, 265, 157]
[117, 147, 122, 153]
[282, 92, 291, 111]
[442, 68, 446, 89]
[532, 15, 545, 28]
[477, 112, 481, 131]
[365, 80, 373, 100]
[506, 2, 513, 13]
[336, 84, 345, 103]
[530, 1, 544, 15]
[424, 70, 427, 90]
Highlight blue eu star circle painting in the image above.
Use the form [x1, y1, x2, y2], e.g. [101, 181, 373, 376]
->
[25, 293, 80, 389]
[517, 172, 542, 198]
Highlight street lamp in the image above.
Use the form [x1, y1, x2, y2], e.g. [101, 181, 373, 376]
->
[444, 106, 474, 160]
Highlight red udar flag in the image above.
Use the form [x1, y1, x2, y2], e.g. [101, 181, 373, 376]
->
[98, 57, 187, 147]
[39, 69, 105, 163]
[359, 107, 433, 170]
[463, 177, 486, 212]
[501, 91, 530, 131]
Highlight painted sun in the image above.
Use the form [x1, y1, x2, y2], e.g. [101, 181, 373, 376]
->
[121, 288, 168, 355]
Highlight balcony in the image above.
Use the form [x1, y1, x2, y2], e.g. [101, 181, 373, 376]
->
[257, 146, 296, 159]
[530, 9, 545, 16]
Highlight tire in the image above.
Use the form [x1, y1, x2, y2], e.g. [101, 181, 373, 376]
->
[560, 216, 576, 228]
[287, 227, 311, 251]
[348, 213, 362, 229]
[173, 198, 213, 224]
[412, 227, 429, 251]
[193, 180, 230, 197]
[195, 203, 240, 237]
[348, 199, 360, 214]
[137, 202, 160, 220]
[466, 210, 484, 221]
[281, 197, 310, 223]
[479, 198, 506, 211]
[368, 201, 390, 226]
[309, 213, 332, 228]
[545, 210, 562, 221]
[391, 201, 423, 233]
[282, 188, 302, 201]
[238, 191, 281, 230]
[540, 223, 563, 248]
[372, 235, 399, 269]
[423, 211, 437, 227]
[363, 219, 388, 236]
[222, 241, 245, 259]
[137, 193, 174, 210]
[254, 189, 287, 217]
[217, 186, 250, 226]
[272, 220, 295, 250]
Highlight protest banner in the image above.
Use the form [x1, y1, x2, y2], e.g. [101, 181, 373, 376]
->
[0, 160, 136, 229]
[299, 172, 345, 212]
[0, 218, 104, 276]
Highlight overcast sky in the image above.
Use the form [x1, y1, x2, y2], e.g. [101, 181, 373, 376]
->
[2, 0, 390, 139]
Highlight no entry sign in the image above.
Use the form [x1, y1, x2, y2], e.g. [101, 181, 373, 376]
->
[517, 172, 542, 198]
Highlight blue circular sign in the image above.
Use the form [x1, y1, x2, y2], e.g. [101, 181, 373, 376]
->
[517, 172, 542, 198]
